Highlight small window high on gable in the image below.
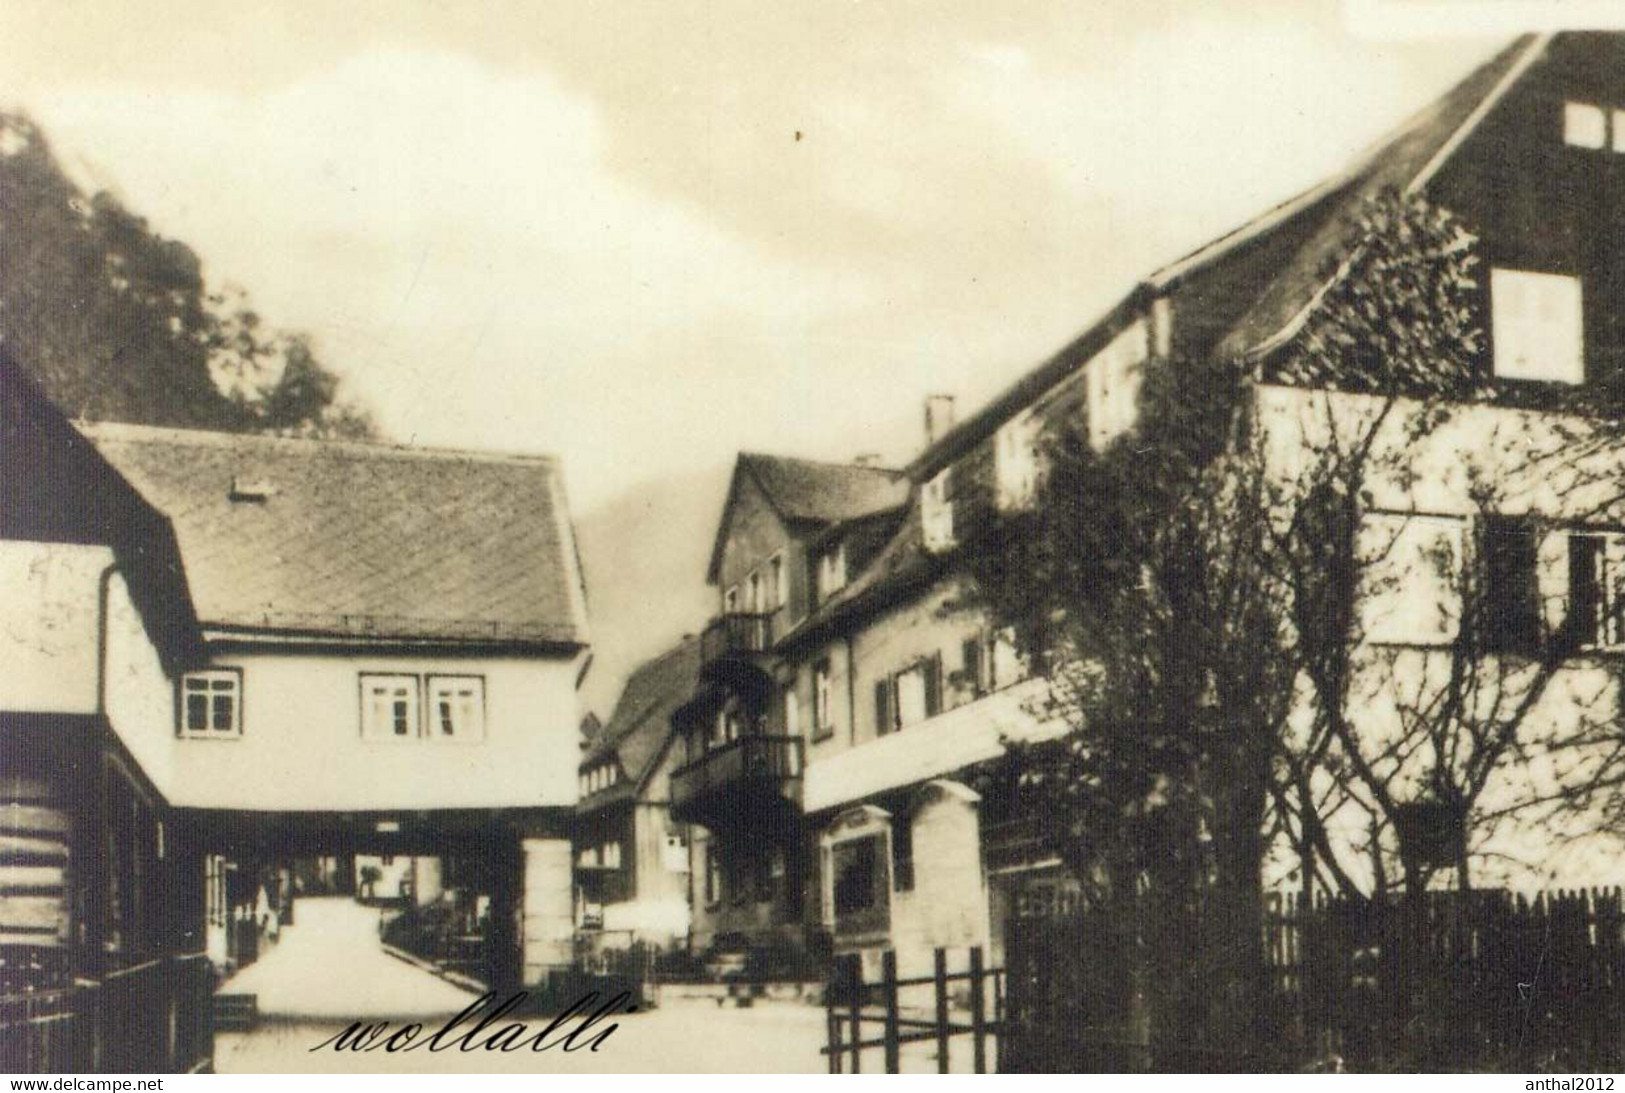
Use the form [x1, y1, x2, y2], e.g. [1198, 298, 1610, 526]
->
[1087, 321, 1148, 449]
[922, 468, 954, 552]
[995, 409, 1041, 511]
[1565, 101, 1607, 148]
[817, 543, 847, 600]
[1491, 269, 1583, 384]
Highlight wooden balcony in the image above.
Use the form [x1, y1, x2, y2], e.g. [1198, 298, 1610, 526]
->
[699, 612, 774, 669]
[670, 734, 803, 827]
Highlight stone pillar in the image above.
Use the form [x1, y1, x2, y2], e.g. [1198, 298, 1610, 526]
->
[520, 837, 574, 987]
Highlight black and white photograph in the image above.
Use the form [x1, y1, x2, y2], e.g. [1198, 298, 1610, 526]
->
[5, 0, 1625, 1077]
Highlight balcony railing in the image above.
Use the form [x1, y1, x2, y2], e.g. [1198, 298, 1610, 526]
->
[699, 612, 774, 667]
[670, 734, 803, 824]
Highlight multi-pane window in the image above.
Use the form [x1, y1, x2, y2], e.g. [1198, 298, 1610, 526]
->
[1491, 268, 1583, 384]
[428, 676, 485, 742]
[922, 468, 954, 552]
[361, 674, 421, 741]
[813, 658, 834, 738]
[995, 408, 1042, 510]
[179, 669, 242, 737]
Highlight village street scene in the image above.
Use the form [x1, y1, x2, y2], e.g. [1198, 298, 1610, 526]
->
[9, 3, 1625, 1076]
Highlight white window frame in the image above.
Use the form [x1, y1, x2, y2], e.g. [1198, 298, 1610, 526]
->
[426, 675, 485, 744]
[818, 543, 847, 600]
[1491, 268, 1584, 384]
[361, 673, 422, 742]
[724, 585, 740, 612]
[748, 570, 763, 613]
[922, 468, 954, 552]
[179, 669, 243, 738]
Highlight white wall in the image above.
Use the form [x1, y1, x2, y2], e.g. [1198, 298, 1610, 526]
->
[1256, 383, 1625, 890]
[103, 573, 179, 792]
[0, 541, 113, 714]
[168, 650, 581, 811]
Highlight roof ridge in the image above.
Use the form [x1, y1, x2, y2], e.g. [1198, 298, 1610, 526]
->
[79, 419, 562, 467]
[740, 450, 905, 475]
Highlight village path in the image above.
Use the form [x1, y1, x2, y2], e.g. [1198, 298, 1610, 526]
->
[213, 894, 834, 1072]
[215, 895, 478, 1019]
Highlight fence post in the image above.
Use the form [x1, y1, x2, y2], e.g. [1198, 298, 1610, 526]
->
[934, 947, 950, 1073]
[970, 945, 987, 1074]
[882, 949, 900, 1074]
[826, 1002, 840, 1074]
[847, 955, 862, 1074]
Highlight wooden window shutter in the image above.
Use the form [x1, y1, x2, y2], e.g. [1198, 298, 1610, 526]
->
[1481, 516, 1541, 655]
[923, 653, 943, 717]
[874, 679, 893, 736]
[961, 636, 983, 697]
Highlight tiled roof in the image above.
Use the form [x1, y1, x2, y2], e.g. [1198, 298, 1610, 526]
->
[84, 422, 590, 645]
[741, 453, 909, 524]
[815, 34, 1546, 640]
[1210, 34, 1543, 359]
[907, 34, 1541, 481]
[707, 453, 909, 582]
[581, 636, 701, 807]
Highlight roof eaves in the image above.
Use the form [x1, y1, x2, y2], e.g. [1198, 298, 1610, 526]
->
[904, 287, 1149, 482]
[1239, 33, 1549, 363]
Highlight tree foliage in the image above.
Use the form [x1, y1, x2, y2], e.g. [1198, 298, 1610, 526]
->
[0, 112, 370, 438]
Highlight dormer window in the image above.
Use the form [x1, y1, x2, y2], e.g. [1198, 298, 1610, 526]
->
[922, 468, 954, 552]
[1087, 321, 1148, 449]
[1491, 268, 1583, 384]
[995, 408, 1041, 511]
[818, 542, 847, 600]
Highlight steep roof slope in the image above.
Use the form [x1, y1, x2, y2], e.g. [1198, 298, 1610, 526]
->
[802, 33, 1548, 641]
[706, 453, 910, 582]
[741, 453, 909, 524]
[581, 636, 701, 807]
[86, 422, 590, 646]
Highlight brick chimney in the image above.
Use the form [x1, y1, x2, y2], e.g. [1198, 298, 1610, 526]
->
[924, 395, 957, 447]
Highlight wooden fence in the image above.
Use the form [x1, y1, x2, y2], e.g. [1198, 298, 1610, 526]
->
[1003, 886, 1625, 1072]
[822, 947, 1002, 1073]
[0, 952, 214, 1074]
[1267, 887, 1625, 1071]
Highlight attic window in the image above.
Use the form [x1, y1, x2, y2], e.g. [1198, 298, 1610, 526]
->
[817, 542, 848, 600]
[922, 468, 954, 552]
[229, 476, 277, 502]
[1564, 101, 1606, 148]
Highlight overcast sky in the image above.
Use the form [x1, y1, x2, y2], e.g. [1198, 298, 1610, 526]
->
[0, 1, 1514, 511]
